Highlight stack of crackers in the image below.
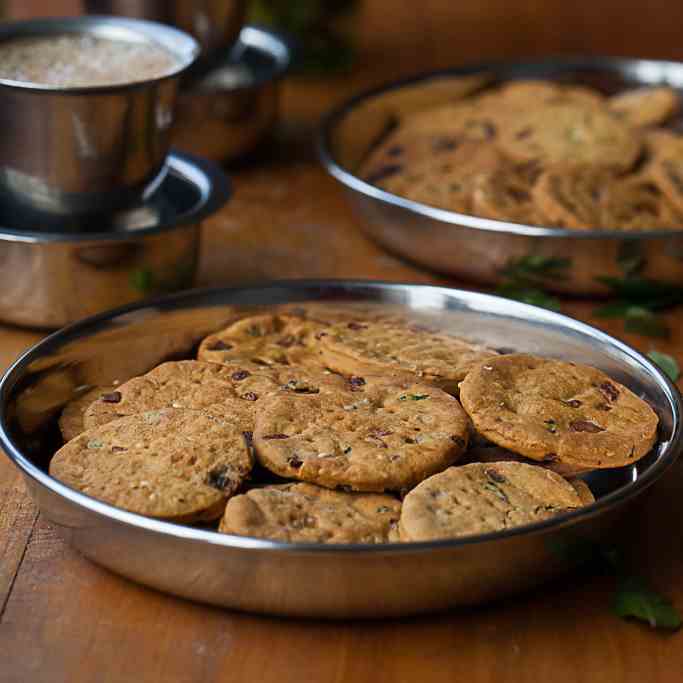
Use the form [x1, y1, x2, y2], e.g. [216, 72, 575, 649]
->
[51, 306, 658, 543]
[363, 80, 683, 231]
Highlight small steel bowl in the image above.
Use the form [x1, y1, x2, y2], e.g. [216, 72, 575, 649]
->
[173, 26, 291, 163]
[85, 0, 247, 64]
[0, 16, 199, 217]
[0, 281, 679, 618]
[319, 57, 683, 296]
[0, 151, 229, 329]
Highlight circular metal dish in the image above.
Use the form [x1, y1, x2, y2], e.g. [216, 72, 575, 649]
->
[174, 26, 292, 163]
[319, 57, 683, 295]
[0, 280, 679, 618]
[0, 152, 229, 328]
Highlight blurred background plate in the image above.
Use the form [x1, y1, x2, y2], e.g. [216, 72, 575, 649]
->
[319, 57, 683, 296]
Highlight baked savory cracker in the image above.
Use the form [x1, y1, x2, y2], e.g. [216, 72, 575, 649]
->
[608, 86, 680, 128]
[600, 176, 680, 231]
[254, 378, 469, 492]
[499, 102, 640, 171]
[400, 97, 501, 141]
[532, 164, 615, 229]
[59, 385, 117, 442]
[83, 360, 345, 432]
[198, 314, 324, 368]
[50, 408, 253, 522]
[471, 167, 546, 224]
[398, 461, 586, 541]
[219, 482, 401, 543]
[459, 354, 659, 471]
[464, 445, 595, 501]
[384, 143, 504, 212]
[362, 128, 473, 186]
[645, 133, 683, 214]
[319, 320, 497, 394]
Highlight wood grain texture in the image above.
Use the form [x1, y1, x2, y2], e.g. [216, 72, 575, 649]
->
[1, 0, 683, 680]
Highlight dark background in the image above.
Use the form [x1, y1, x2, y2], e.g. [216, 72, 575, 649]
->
[13, 0, 683, 74]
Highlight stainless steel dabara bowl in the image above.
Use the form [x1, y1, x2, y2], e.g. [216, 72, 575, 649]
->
[0, 16, 199, 217]
[174, 26, 292, 163]
[319, 57, 683, 296]
[0, 281, 679, 618]
[0, 152, 229, 328]
[84, 0, 247, 63]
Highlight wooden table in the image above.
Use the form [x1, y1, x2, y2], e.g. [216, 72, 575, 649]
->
[3, 2, 683, 681]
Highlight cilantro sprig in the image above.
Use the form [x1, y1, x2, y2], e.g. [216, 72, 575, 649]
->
[647, 351, 680, 382]
[549, 539, 681, 630]
[495, 255, 568, 311]
[614, 576, 682, 630]
[592, 243, 683, 338]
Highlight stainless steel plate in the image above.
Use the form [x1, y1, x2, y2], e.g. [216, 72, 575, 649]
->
[0, 281, 680, 618]
[319, 57, 683, 295]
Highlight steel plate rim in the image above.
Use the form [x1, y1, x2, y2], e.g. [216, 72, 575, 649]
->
[1, 279, 680, 555]
[0, 151, 231, 244]
[318, 55, 683, 240]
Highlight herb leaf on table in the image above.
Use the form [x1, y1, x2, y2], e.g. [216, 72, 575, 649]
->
[549, 540, 681, 630]
[496, 255, 568, 311]
[647, 351, 681, 381]
[613, 576, 682, 630]
[592, 266, 683, 338]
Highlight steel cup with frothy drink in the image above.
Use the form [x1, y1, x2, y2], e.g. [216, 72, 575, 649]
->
[0, 16, 199, 217]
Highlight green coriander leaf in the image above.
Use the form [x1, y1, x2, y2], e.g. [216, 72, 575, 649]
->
[130, 268, 154, 294]
[596, 276, 683, 306]
[623, 307, 670, 338]
[613, 576, 682, 630]
[593, 301, 635, 318]
[399, 394, 430, 401]
[647, 351, 680, 382]
[502, 255, 571, 282]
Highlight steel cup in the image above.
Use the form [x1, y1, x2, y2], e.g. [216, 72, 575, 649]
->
[0, 16, 199, 217]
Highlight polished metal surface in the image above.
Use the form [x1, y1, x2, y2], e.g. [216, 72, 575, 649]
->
[174, 26, 291, 163]
[0, 152, 229, 328]
[0, 16, 199, 216]
[85, 0, 247, 62]
[0, 281, 679, 618]
[319, 57, 683, 295]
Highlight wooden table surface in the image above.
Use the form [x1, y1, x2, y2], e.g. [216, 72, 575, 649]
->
[2, 1, 683, 681]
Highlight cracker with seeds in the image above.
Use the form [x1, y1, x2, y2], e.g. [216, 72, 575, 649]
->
[254, 378, 469, 492]
[59, 385, 117, 441]
[608, 86, 680, 128]
[220, 482, 401, 543]
[459, 354, 659, 470]
[198, 314, 325, 368]
[319, 320, 497, 394]
[464, 445, 595, 501]
[83, 360, 345, 432]
[471, 166, 546, 224]
[500, 102, 640, 171]
[399, 462, 586, 541]
[50, 408, 252, 523]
